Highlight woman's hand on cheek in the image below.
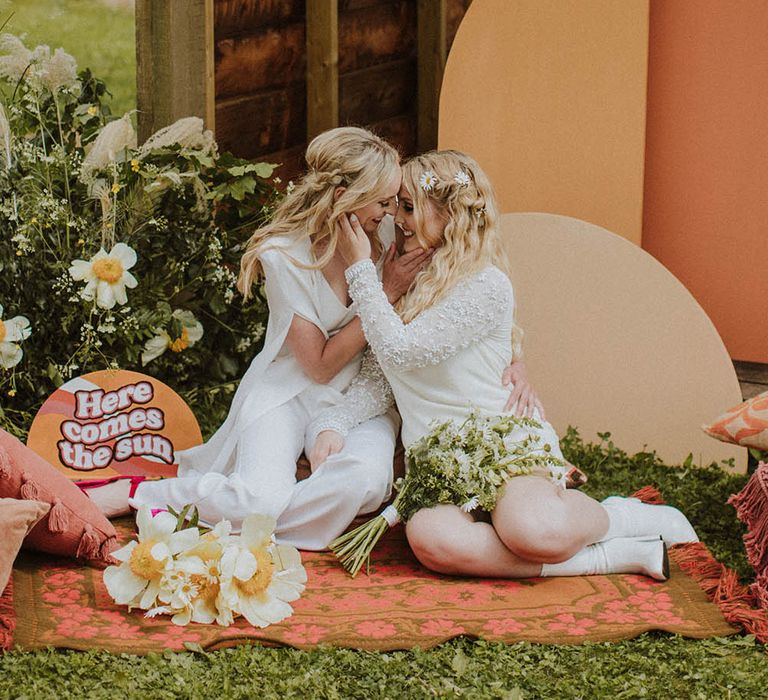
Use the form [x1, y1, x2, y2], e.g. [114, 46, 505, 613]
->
[336, 213, 372, 266]
[382, 243, 433, 303]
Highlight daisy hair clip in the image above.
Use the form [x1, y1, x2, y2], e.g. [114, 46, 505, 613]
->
[419, 170, 438, 192]
[454, 170, 471, 187]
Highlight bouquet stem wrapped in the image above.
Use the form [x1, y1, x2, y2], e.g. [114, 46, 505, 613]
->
[330, 411, 565, 577]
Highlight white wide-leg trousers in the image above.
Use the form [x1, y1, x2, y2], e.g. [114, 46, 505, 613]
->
[130, 395, 397, 550]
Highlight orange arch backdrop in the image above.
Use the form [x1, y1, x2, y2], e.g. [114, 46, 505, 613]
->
[642, 0, 768, 363]
[438, 0, 650, 244]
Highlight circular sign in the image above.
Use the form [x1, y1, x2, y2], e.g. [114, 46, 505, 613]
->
[26, 370, 203, 480]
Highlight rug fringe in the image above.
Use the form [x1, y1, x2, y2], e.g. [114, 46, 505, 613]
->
[727, 462, 768, 573]
[672, 542, 768, 643]
[0, 579, 15, 651]
[630, 485, 666, 504]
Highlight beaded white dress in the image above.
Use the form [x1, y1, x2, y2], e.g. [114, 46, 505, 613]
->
[311, 259, 566, 484]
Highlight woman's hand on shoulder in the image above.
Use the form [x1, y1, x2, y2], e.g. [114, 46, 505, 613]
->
[502, 360, 546, 419]
[336, 213, 372, 266]
[382, 243, 433, 303]
[308, 430, 345, 472]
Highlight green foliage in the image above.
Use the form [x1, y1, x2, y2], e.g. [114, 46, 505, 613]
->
[0, 34, 278, 438]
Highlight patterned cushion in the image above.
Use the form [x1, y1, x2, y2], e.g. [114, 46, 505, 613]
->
[702, 390, 768, 450]
[0, 429, 117, 563]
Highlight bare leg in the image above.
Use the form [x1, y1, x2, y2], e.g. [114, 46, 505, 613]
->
[491, 475, 609, 563]
[406, 502, 668, 581]
[405, 504, 543, 578]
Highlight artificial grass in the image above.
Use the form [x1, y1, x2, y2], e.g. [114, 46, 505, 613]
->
[1, 430, 766, 699]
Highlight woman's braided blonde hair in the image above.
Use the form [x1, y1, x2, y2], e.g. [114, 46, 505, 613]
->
[238, 126, 399, 299]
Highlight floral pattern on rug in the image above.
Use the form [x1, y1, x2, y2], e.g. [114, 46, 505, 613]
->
[12, 522, 736, 652]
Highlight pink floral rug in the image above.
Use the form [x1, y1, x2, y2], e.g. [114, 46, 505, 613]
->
[8, 519, 737, 652]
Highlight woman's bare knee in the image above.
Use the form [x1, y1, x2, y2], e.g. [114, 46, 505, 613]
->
[406, 506, 471, 573]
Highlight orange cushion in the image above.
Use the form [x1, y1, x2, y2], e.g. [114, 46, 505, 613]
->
[702, 390, 768, 451]
[0, 429, 118, 563]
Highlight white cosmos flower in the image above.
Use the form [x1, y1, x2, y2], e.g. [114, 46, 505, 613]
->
[141, 309, 204, 365]
[69, 242, 138, 309]
[103, 506, 200, 610]
[218, 514, 306, 628]
[454, 170, 471, 187]
[419, 170, 438, 192]
[0, 304, 31, 369]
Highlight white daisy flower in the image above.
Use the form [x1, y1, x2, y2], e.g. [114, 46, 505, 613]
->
[103, 506, 200, 610]
[0, 304, 31, 370]
[419, 170, 438, 191]
[69, 242, 138, 309]
[454, 170, 471, 187]
[218, 514, 306, 628]
[141, 309, 204, 365]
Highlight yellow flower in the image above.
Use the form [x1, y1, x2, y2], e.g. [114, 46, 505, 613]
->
[131, 159, 140, 172]
[69, 242, 138, 309]
[30, 217, 37, 225]
[111, 182, 121, 194]
[218, 514, 306, 628]
[7, 389, 16, 397]
[15, 250, 22, 256]
[141, 310, 203, 365]
[77, 238, 85, 246]
[103, 506, 200, 609]
[87, 105, 98, 116]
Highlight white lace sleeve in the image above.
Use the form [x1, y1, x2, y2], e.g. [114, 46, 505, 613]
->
[308, 349, 394, 441]
[345, 259, 512, 371]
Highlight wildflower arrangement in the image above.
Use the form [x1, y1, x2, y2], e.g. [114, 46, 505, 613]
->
[0, 34, 279, 437]
[104, 505, 307, 627]
[331, 411, 566, 576]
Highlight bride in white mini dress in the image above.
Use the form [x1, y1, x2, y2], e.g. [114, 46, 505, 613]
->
[310, 150, 699, 577]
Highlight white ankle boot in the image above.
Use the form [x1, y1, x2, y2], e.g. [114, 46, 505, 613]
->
[601, 496, 699, 544]
[540, 536, 669, 581]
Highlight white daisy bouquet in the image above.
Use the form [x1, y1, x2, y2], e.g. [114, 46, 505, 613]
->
[0, 33, 279, 439]
[331, 411, 565, 577]
[104, 505, 307, 627]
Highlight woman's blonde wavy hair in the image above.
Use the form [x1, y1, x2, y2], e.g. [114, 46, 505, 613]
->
[238, 126, 400, 299]
[397, 150, 523, 358]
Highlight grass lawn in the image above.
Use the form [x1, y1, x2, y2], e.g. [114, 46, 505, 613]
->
[1, 431, 766, 699]
[0, 0, 135, 116]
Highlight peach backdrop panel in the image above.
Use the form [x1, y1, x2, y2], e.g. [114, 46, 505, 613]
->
[438, 0, 649, 243]
[642, 1, 768, 362]
[500, 213, 745, 472]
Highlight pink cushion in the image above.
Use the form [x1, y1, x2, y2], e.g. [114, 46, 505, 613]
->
[0, 429, 118, 563]
[0, 497, 50, 592]
[702, 390, 768, 451]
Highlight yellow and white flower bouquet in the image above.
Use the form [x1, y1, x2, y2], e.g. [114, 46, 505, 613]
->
[104, 505, 307, 627]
